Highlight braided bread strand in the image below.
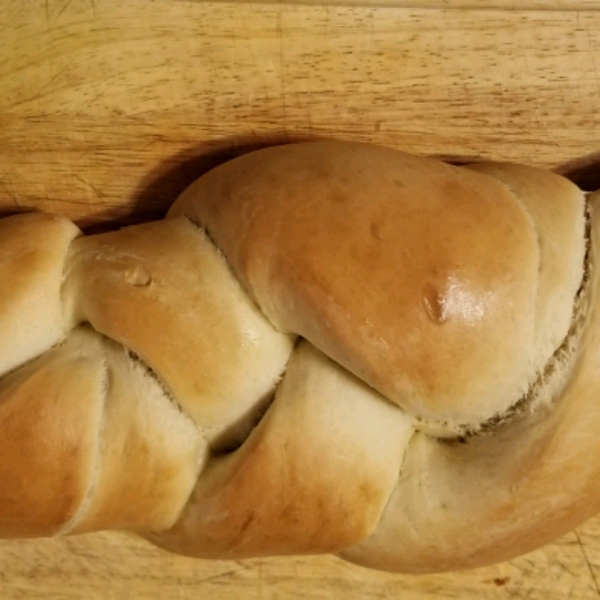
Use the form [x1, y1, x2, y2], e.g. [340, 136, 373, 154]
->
[0, 141, 597, 573]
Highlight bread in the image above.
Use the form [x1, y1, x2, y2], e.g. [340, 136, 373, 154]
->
[0, 139, 597, 573]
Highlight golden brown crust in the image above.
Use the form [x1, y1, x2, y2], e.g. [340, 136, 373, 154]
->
[169, 141, 583, 434]
[464, 161, 586, 369]
[69, 335, 203, 534]
[0, 213, 80, 378]
[339, 189, 596, 570]
[0, 141, 595, 574]
[0, 329, 104, 537]
[63, 216, 294, 434]
[147, 342, 413, 558]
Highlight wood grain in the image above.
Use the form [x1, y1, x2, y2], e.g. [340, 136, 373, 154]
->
[2, 526, 600, 599]
[2, 0, 600, 598]
[221, 0, 600, 10]
[3, 0, 600, 230]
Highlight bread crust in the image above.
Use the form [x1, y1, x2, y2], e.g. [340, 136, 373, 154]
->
[0, 141, 594, 573]
[169, 141, 585, 435]
[340, 191, 596, 570]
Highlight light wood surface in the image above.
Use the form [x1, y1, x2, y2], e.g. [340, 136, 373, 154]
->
[226, 0, 600, 10]
[2, 0, 600, 598]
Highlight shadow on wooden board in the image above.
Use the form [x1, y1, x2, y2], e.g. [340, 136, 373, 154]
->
[118, 131, 329, 234]
[128, 136, 600, 236]
[2, 136, 599, 232]
[557, 151, 600, 192]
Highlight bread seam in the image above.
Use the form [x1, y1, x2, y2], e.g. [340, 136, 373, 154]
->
[0, 341, 64, 384]
[408, 176, 592, 443]
[123, 339, 288, 474]
[444, 198, 592, 442]
[208, 377, 280, 457]
[58, 330, 108, 535]
[179, 215, 290, 336]
[480, 172, 543, 337]
[124, 348, 200, 436]
[59, 230, 83, 332]
[367, 424, 418, 540]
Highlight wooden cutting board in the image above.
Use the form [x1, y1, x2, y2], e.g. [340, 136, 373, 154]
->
[2, 1, 600, 598]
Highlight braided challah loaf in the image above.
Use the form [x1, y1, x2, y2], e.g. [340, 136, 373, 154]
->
[1, 140, 598, 573]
